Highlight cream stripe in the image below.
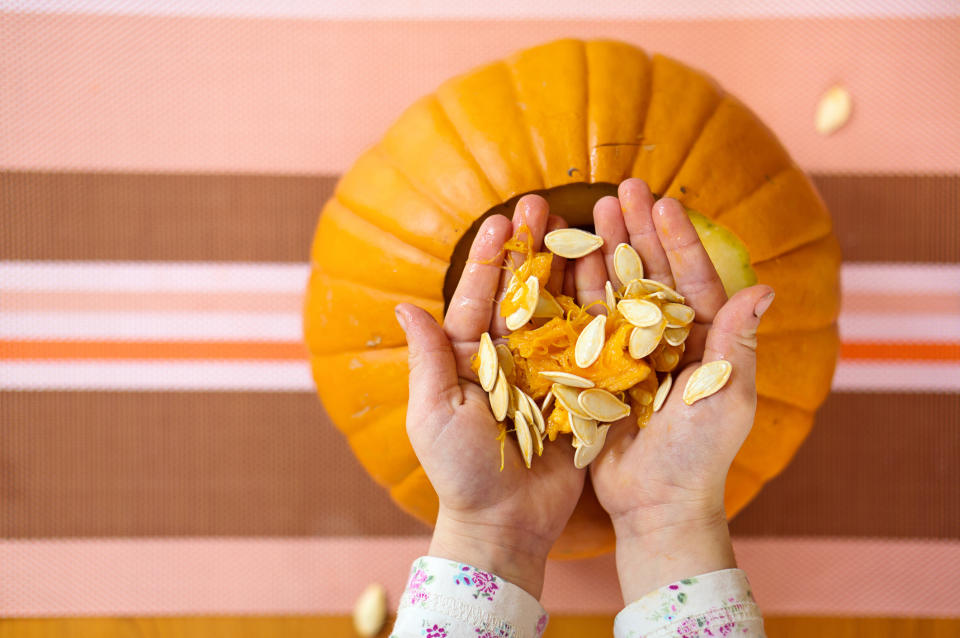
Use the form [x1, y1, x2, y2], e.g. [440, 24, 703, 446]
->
[841, 263, 960, 295]
[839, 314, 960, 341]
[7, 0, 956, 19]
[832, 362, 960, 392]
[0, 361, 315, 391]
[0, 536, 957, 617]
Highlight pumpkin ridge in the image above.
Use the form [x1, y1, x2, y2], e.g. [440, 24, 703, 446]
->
[505, 54, 548, 188]
[654, 88, 725, 198]
[331, 192, 452, 261]
[305, 266, 441, 304]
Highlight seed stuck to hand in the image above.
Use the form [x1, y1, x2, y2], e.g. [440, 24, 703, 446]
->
[514, 411, 534, 468]
[544, 228, 604, 258]
[488, 369, 510, 421]
[604, 280, 617, 314]
[683, 360, 733, 405]
[652, 374, 672, 411]
[538, 370, 594, 388]
[477, 332, 498, 392]
[618, 299, 663, 328]
[578, 388, 631, 422]
[505, 275, 540, 330]
[573, 424, 611, 469]
[575, 314, 606, 368]
[353, 583, 387, 638]
[495, 343, 514, 379]
[614, 243, 644, 284]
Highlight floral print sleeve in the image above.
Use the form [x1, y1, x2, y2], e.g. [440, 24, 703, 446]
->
[613, 568, 764, 638]
[391, 556, 548, 638]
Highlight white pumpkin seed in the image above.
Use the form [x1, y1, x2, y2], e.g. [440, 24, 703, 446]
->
[815, 85, 852, 135]
[628, 322, 664, 359]
[683, 360, 733, 405]
[514, 411, 534, 468]
[488, 369, 510, 421]
[614, 243, 644, 284]
[505, 275, 540, 331]
[604, 280, 617, 314]
[495, 343, 514, 378]
[573, 424, 611, 469]
[638, 278, 685, 303]
[538, 370, 594, 388]
[540, 389, 554, 413]
[656, 347, 681, 372]
[532, 288, 564, 318]
[617, 299, 663, 328]
[622, 279, 643, 298]
[575, 314, 606, 368]
[653, 373, 672, 411]
[569, 412, 598, 446]
[515, 386, 537, 425]
[353, 583, 387, 638]
[524, 392, 546, 435]
[571, 436, 581, 449]
[477, 332, 498, 392]
[578, 388, 631, 422]
[551, 383, 592, 420]
[532, 424, 544, 456]
[663, 302, 695, 327]
[664, 325, 691, 346]
[543, 228, 604, 258]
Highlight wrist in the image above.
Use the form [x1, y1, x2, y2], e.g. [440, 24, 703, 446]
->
[429, 508, 551, 599]
[612, 503, 735, 604]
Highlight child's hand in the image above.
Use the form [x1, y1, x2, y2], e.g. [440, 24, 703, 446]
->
[577, 179, 775, 602]
[395, 195, 584, 599]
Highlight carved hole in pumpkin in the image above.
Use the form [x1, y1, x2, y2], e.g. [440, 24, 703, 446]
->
[443, 182, 620, 309]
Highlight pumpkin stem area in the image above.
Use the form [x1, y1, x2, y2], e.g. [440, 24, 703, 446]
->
[443, 182, 620, 308]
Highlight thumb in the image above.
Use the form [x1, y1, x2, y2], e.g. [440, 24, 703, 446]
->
[395, 303, 463, 420]
[700, 285, 775, 396]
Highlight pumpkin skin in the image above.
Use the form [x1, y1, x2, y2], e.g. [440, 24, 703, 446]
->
[304, 38, 840, 558]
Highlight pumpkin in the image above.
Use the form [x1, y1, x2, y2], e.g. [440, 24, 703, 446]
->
[304, 38, 840, 558]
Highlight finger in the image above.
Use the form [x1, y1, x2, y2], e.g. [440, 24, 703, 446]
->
[545, 214, 569, 295]
[652, 198, 728, 322]
[492, 195, 550, 335]
[563, 266, 576, 298]
[593, 195, 631, 288]
[444, 215, 514, 342]
[618, 178, 674, 287]
[574, 249, 608, 314]
[701, 285, 775, 401]
[396, 303, 463, 420]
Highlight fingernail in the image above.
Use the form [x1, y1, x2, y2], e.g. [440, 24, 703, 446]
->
[394, 305, 408, 330]
[754, 292, 775, 318]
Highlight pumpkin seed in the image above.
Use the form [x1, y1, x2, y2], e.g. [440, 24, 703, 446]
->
[543, 228, 604, 258]
[539, 370, 594, 388]
[495, 343, 514, 379]
[524, 392, 546, 435]
[551, 383, 593, 420]
[533, 288, 564, 318]
[569, 412, 598, 446]
[573, 424, 611, 469]
[614, 243, 644, 284]
[514, 386, 537, 425]
[505, 275, 540, 331]
[815, 85, 852, 135]
[683, 360, 733, 405]
[514, 411, 534, 468]
[488, 369, 510, 421]
[638, 278, 685, 303]
[663, 302, 695, 327]
[664, 325, 691, 346]
[617, 299, 663, 328]
[540, 389, 554, 413]
[532, 424, 544, 456]
[652, 374, 672, 411]
[653, 346, 681, 372]
[571, 436, 581, 449]
[578, 388, 631, 422]
[575, 314, 606, 368]
[353, 583, 387, 638]
[604, 280, 617, 314]
[477, 332, 498, 392]
[628, 322, 664, 359]
[622, 279, 643, 298]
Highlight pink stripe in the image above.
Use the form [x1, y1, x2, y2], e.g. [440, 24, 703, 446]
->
[2, 14, 957, 173]
[2, 290, 304, 312]
[1, 537, 957, 617]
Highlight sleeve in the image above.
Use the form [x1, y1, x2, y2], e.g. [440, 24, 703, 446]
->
[390, 556, 549, 638]
[613, 568, 764, 638]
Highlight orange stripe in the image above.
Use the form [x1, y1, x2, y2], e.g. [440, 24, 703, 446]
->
[3, 340, 958, 361]
[0, 340, 309, 360]
[840, 342, 960, 362]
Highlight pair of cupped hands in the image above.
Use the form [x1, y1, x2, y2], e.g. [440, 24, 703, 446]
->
[394, 178, 775, 602]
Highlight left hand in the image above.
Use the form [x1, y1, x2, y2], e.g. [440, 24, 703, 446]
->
[395, 195, 585, 598]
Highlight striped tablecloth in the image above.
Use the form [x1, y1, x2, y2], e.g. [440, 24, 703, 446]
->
[2, 2, 958, 636]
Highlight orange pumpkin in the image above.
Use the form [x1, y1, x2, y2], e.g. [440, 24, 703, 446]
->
[304, 38, 839, 558]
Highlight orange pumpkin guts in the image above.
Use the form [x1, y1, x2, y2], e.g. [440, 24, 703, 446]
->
[304, 38, 840, 558]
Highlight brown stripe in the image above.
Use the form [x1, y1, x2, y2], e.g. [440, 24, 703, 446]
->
[730, 392, 960, 538]
[2, 391, 957, 539]
[1, 171, 957, 262]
